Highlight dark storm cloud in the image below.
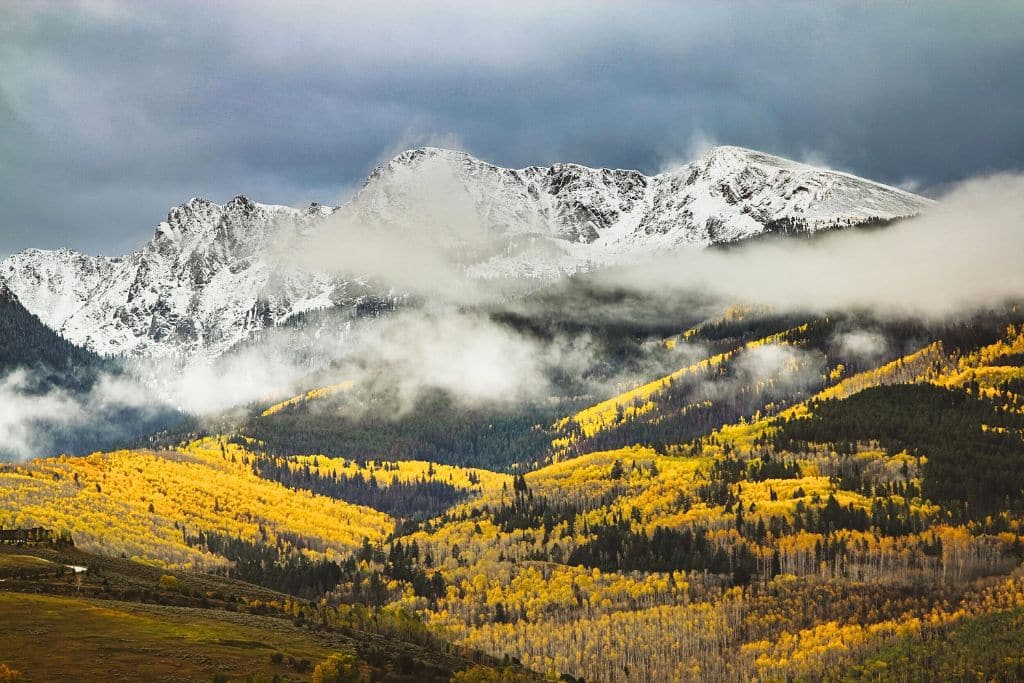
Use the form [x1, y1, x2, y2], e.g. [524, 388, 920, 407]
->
[1, 1, 1022, 257]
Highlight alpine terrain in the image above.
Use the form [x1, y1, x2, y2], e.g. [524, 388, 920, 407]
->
[1, 146, 930, 362]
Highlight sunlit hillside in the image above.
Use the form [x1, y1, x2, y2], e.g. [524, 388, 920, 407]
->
[0, 439, 393, 568]
[6, 309, 1024, 680]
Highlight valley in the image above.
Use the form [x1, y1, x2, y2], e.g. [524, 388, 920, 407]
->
[4, 298, 1024, 680]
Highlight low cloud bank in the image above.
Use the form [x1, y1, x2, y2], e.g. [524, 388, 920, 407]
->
[594, 173, 1024, 318]
[0, 369, 171, 461]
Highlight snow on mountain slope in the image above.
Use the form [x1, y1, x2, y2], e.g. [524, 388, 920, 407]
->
[356, 147, 933, 272]
[345, 145, 930, 278]
[2, 197, 378, 359]
[0, 248, 121, 331]
[1, 146, 932, 360]
[62, 197, 346, 358]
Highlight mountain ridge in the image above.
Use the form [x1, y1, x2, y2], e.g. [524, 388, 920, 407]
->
[1, 146, 932, 360]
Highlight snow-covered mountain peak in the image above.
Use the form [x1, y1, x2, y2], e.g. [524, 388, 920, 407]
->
[0, 247, 121, 332]
[0, 195, 369, 360]
[357, 146, 931, 253]
[3, 145, 933, 360]
[690, 145, 805, 172]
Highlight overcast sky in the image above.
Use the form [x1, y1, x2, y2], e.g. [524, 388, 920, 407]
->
[2, 1, 1022, 257]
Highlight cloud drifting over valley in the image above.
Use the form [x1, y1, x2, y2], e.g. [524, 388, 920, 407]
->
[0, 369, 167, 461]
[146, 171, 1024, 422]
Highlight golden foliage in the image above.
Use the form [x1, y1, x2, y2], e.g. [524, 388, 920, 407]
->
[311, 652, 364, 683]
[0, 439, 392, 568]
[261, 381, 354, 416]
[293, 454, 512, 497]
[553, 324, 811, 454]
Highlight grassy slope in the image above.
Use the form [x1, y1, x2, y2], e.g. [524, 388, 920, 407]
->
[0, 545, 511, 682]
[0, 592, 333, 682]
[0, 544, 291, 605]
[0, 553, 54, 575]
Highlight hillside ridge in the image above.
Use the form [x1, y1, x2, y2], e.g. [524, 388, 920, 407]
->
[1, 146, 931, 360]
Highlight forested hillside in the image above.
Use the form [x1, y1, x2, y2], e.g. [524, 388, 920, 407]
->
[0, 283, 107, 389]
[3, 2, 1013, 680]
[6, 305, 1024, 681]
[243, 389, 562, 471]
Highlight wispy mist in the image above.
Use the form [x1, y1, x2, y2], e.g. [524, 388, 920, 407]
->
[0, 369, 171, 461]
[294, 153, 503, 303]
[593, 173, 1024, 318]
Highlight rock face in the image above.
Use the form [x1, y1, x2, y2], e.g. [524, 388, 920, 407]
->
[1, 198, 365, 359]
[0, 248, 122, 332]
[1, 146, 931, 360]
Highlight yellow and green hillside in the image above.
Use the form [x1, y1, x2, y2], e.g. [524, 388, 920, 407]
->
[5, 308, 1024, 681]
